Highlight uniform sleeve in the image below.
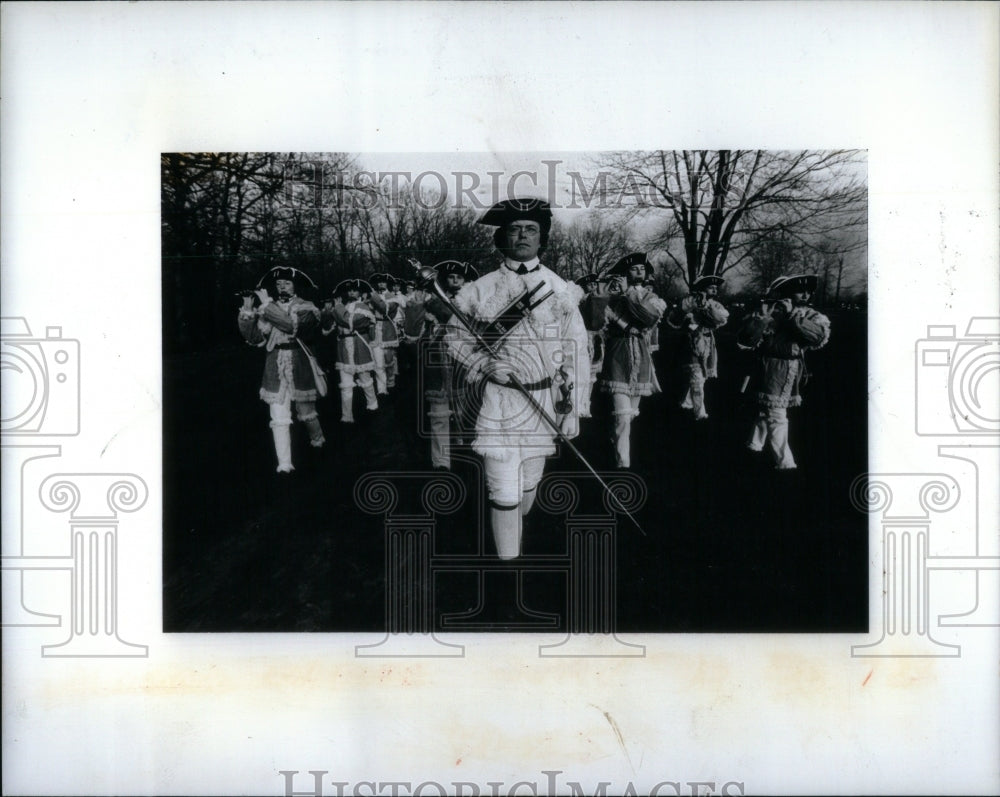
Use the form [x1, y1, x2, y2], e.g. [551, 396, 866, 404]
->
[368, 294, 388, 316]
[791, 307, 831, 349]
[352, 312, 373, 334]
[238, 310, 266, 346]
[667, 294, 701, 329]
[696, 299, 729, 329]
[445, 282, 492, 382]
[258, 301, 295, 334]
[624, 289, 667, 329]
[293, 302, 321, 341]
[321, 306, 341, 336]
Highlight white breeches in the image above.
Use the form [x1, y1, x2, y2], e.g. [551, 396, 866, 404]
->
[610, 393, 641, 468]
[483, 454, 547, 508]
[373, 347, 387, 394]
[484, 455, 546, 560]
[428, 398, 452, 468]
[338, 370, 377, 421]
[749, 407, 796, 469]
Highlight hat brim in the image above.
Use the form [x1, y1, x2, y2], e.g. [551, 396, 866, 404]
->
[605, 262, 653, 279]
[768, 274, 818, 298]
[477, 198, 553, 228]
[692, 276, 725, 290]
[434, 261, 479, 281]
[257, 267, 317, 291]
[333, 279, 373, 297]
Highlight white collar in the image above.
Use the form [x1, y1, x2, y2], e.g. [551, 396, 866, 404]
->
[503, 256, 541, 273]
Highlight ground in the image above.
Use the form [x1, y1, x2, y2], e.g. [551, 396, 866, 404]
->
[163, 310, 868, 633]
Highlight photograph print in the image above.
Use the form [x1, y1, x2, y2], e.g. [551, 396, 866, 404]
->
[161, 150, 869, 634]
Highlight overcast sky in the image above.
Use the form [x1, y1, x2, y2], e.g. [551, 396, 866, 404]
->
[355, 151, 618, 225]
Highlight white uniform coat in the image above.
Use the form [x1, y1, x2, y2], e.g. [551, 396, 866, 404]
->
[447, 261, 588, 463]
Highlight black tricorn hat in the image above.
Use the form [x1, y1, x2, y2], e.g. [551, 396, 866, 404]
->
[575, 273, 600, 289]
[605, 252, 653, 279]
[477, 198, 553, 233]
[368, 272, 398, 288]
[332, 278, 373, 299]
[766, 274, 818, 299]
[256, 266, 318, 294]
[434, 260, 480, 283]
[692, 275, 725, 291]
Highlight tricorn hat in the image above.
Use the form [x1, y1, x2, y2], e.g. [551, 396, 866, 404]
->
[575, 273, 600, 289]
[605, 252, 653, 279]
[692, 275, 725, 292]
[766, 274, 818, 299]
[434, 260, 480, 284]
[477, 198, 553, 234]
[368, 272, 397, 288]
[256, 266, 317, 295]
[333, 278, 373, 299]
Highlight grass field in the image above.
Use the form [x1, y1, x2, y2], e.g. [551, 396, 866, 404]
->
[163, 309, 868, 633]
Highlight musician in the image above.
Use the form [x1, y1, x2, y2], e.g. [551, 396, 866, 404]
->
[238, 266, 325, 473]
[368, 273, 403, 394]
[738, 274, 831, 469]
[385, 275, 408, 334]
[423, 261, 479, 469]
[398, 279, 429, 376]
[445, 198, 589, 559]
[666, 275, 730, 420]
[575, 273, 605, 419]
[595, 253, 667, 469]
[321, 278, 380, 423]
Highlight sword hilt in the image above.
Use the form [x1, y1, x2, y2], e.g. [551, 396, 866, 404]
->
[527, 289, 554, 310]
[554, 380, 574, 415]
[479, 282, 554, 349]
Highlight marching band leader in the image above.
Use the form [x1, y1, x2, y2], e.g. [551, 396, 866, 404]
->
[445, 198, 589, 559]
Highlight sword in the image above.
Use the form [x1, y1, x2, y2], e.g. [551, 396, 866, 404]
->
[408, 259, 645, 534]
[481, 281, 555, 348]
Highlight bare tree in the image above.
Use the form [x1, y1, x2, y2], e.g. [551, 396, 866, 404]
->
[555, 211, 633, 281]
[596, 150, 867, 287]
[745, 228, 803, 294]
[358, 185, 496, 279]
[162, 152, 289, 348]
